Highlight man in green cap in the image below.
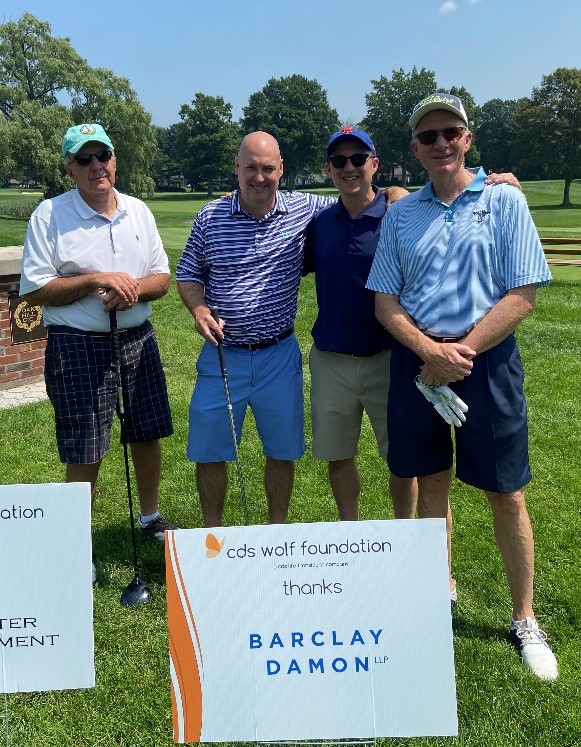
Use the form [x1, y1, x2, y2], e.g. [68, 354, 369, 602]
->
[20, 123, 178, 579]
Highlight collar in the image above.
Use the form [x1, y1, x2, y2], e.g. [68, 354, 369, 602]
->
[418, 167, 487, 202]
[231, 189, 288, 218]
[73, 187, 124, 220]
[335, 185, 386, 220]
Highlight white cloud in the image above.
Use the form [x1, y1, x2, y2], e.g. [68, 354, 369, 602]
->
[467, 0, 481, 5]
[440, 1, 457, 13]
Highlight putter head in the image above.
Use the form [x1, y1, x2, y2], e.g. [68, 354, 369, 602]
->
[120, 575, 151, 608]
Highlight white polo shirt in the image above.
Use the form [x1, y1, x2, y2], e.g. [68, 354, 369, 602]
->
[20, 188, 170, 331]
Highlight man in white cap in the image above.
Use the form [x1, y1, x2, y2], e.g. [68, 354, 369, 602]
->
[366, 93, 558, 680]
[20, 124, 178, 580]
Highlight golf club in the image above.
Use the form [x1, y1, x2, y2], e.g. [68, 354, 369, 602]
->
[209, 307, 249, 525]
[109, 308, 151, 607]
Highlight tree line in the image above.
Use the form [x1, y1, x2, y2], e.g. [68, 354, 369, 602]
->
[1, 14, 579, 204]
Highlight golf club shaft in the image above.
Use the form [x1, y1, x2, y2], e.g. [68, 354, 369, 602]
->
[109, 308, 140, 575]
[209, 307, 249, 525]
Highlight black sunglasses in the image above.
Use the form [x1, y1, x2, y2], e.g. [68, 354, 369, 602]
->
[73, 150, 114, 166]
[414, 127, 466, 146]
[328, 153, 374, 169]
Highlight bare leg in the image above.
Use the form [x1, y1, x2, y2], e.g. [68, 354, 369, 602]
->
[417, 469, 455, 590]
[265, 457, 293, 524]
[66, 462, 101, 508]
[196, 462, 228, 527]
[329, 458, 360, 521]
[486, 489, 534, 621]
[390, 474, 418, 518]
[130, 440, 162, 516]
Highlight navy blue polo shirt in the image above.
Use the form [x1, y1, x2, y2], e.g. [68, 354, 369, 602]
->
[303, 186, 393, 356]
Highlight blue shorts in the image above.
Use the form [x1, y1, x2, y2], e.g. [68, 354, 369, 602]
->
[387, 335, 531, 493]
[187, 335, 305, 462]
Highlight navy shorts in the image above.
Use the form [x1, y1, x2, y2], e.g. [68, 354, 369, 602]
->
[387, 335, 531, 493]
[45, 321, 173, 464]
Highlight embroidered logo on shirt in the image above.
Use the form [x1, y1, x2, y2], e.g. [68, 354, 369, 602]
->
[473, 210, 490, 223]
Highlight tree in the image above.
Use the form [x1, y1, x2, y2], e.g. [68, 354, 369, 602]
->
[152, 124, 185, 191]
[361, 67, 437, 184]
[514, 67, 581, 205]
[0, 13, 156, 197]
[476, 99, 519, 173]
[448, 86, 480, 167]
[177, 93, 240, 196]
[241, 75, 340, 190]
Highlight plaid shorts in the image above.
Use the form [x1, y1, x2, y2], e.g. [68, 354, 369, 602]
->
[45, 321, 173, 464]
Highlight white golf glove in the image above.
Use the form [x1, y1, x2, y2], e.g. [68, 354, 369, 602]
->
[415, 376, 468, 427]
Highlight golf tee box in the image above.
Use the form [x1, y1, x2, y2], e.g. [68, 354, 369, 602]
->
[166, 519, 457, 743]
[0, 483, 95, 693]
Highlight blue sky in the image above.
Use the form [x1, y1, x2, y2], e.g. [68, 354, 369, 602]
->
[2, 0, 579, 128]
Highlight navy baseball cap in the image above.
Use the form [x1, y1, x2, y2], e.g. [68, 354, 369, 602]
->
[326, 127, 376, 157]
[409, 93, 469, 130]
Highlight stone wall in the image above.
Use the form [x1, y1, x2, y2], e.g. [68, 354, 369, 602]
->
[0, 247, 47, 390]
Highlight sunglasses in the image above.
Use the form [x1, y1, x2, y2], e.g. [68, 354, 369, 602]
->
[328, 153, 374, 169]
[414, 127, 467, 145]
[73, 150, 114, 166]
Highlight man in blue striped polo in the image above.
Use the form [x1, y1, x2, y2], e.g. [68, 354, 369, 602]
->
[176, 131, 333, 527]
[366, 92, 558, 680]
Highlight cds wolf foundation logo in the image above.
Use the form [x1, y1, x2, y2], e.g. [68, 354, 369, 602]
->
[205, 533, 225, 558]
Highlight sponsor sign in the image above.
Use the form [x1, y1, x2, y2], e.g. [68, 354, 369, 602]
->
[0, 483, 94, 693]
[166, 519, 457, 742]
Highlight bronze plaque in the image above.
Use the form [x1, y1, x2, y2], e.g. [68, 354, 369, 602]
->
[9, 293, 47, 344]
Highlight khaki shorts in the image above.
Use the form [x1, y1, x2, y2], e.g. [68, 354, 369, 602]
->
[309, 346, 391, 462]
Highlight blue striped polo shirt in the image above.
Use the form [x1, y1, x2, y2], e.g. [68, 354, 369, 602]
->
[176, 189, 333, 344]
[366, 168, 551, 337]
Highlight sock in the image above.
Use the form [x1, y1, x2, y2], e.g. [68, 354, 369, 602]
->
[139, 511, 160, 525]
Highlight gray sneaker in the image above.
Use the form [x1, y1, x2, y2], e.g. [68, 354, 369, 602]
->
[509, 617, 558, 681]
[137, 513, 178, 541]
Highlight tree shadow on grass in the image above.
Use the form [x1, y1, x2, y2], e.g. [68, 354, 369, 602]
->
[529, 203, 581, 211]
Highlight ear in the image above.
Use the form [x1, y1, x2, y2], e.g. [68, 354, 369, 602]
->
[464, 131, 473, 153]
[371, 156, 379, 175]
[411, 139, 420, 160]
[279, 158, 284, 177]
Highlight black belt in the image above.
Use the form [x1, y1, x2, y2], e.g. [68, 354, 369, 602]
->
[426, 334, 462, 343]
[227, 326, 294, 351]
[350, 350, 388, 358]
[48, 322, 145, 337]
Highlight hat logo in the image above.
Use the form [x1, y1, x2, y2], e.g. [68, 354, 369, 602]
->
[341, 126, 354, 134]
[79, 125, 97, 136]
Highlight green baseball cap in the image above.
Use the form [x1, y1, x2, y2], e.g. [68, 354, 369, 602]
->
[61, 123, 114, 157]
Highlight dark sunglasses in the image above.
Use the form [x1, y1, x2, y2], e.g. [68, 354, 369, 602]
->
[414, 127, 466, 146]
[73, 150, 114, 166]
[328, 153, 374, 169]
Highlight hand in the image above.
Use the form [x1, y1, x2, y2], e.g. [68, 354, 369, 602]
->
[421, 341, 476, 383]
[415, 376, 468, 427]
[485, 172, 522, 191]
[97, 272, 139, 311]
[195, 306, 224, 344]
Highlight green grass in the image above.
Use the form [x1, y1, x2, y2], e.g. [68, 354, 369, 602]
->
[1, 182, 581, 746]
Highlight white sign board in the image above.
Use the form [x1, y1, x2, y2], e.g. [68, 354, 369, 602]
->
[166, 519, 457, 743]
[0, 483, 95, 693]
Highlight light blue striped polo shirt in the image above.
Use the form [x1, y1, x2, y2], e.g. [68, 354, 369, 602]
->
[366, 168, 551, 337]
[176, 189, 334, 344]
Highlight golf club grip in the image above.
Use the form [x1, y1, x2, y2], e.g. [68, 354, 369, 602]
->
[109, 308, 125, 416]
[209, 306, 227, 372]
